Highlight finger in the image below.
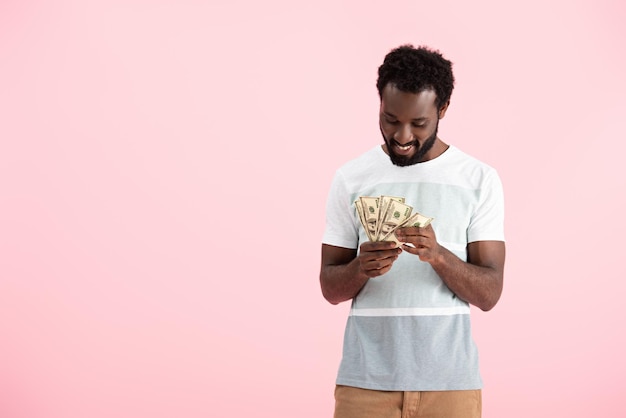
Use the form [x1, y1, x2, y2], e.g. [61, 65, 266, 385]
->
[397, 226, 419, 234]
[395, 229, 427, 242]
[408, 229, 432, 239]
[363, 256, 398, 276]
[364, 250, 400, 265]
[361, 241, 399, 252]
[403, 245, 432, 262]
[362, 247, 402, 261]
[367, 264, 393, 278]
[377, 247, 403, 259]
[401, 243, 418, 255]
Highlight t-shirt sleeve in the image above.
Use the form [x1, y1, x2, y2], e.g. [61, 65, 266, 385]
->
[322, 170, 359, 249]
[467, 168, 505, 243]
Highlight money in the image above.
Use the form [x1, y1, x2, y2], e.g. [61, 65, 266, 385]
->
[354, 195, 433, 243]
[375, 195, 405, 239]
[377, 200, 413, 241]
[358, 196, 381, 241]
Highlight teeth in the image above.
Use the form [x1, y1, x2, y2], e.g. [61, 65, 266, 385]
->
[398, 144, 412, 150]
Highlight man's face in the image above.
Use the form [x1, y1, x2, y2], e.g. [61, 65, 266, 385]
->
[379, 83, 447, 166]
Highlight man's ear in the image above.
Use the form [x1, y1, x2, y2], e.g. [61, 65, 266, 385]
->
[438, 100, 451, 119]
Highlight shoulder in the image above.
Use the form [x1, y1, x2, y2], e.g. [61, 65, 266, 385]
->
[332, 146, 389, 188]
[444, 146, 501, 186]
[447, 146, 497, 171]
[337, 146, 384, 174]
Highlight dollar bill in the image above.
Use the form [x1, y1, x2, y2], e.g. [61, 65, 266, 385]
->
[354, 195, 434, 243]
[359, 196, 380, 241]
[375, 195, 405, 239]
[354, 199, 368, 238]
[380, 211, 434, 241]
[402, 212, 433, 228]
[376, 200, 413, 241]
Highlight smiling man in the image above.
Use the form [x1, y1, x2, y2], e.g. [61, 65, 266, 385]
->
[320, 45, 506, 418]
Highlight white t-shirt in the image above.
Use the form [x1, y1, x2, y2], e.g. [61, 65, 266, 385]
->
[323, 144, 505, 391]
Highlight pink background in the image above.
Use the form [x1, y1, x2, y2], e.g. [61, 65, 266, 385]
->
[1, 0, 625, 417]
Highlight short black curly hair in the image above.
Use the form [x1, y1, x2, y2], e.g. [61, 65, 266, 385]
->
[376, 44, 455, 111]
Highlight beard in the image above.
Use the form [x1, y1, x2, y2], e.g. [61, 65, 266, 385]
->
[381, 120, 439, 167]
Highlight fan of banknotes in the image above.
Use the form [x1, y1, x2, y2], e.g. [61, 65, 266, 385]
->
[355, 195, 433, 244]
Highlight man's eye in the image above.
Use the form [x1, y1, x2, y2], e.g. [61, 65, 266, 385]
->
[412, 123, 426, 128]
[385, 119, 398, 124]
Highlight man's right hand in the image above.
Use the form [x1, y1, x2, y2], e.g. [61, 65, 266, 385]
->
[320, 241, 401, 305]
[357, 241, 402, 278]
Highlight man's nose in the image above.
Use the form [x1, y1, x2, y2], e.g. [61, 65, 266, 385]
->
[393, 125, 413, 144]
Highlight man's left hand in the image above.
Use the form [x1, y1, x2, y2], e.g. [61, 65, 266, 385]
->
[394, 224, 442, 264]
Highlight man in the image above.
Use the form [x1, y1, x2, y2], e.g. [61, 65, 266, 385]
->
[320, 45, 505, 418]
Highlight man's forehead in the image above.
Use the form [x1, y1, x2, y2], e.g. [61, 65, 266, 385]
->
[382, 84, 437, 102]
[380, 84, 438, 115]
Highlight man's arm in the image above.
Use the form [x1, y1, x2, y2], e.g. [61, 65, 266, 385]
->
[319, 241, 401, 305]
[395, 226, 505, 311]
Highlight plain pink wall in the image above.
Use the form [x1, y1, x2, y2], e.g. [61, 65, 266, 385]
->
[1, 1, 625, 417]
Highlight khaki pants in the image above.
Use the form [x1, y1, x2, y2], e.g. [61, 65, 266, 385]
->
[334, 385, 481, 418]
